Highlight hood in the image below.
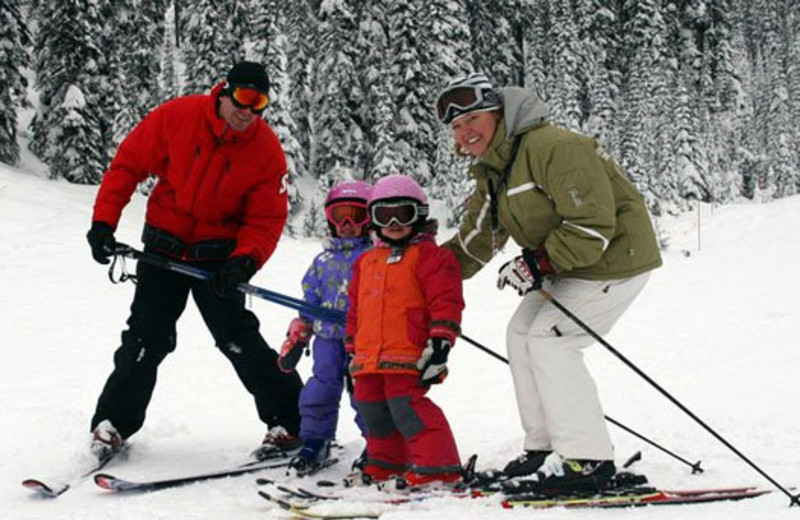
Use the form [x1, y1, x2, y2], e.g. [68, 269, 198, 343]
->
[499, 87, 550, 137]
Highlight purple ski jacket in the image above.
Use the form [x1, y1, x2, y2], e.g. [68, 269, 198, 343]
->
[301, 236, 372, 339]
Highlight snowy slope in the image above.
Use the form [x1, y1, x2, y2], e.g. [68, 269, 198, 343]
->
[1, 164, 798, 519]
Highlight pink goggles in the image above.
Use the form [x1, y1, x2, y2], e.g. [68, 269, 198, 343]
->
[324, 201, 370, 229]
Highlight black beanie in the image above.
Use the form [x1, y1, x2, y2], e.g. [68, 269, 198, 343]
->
[226, 61, 270, 93]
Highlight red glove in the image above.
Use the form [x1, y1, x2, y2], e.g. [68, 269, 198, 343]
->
[277, 318, 312, 373]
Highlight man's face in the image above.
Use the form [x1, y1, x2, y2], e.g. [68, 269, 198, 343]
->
[218, 95, 259, 132]
[449, 111, 501, 157]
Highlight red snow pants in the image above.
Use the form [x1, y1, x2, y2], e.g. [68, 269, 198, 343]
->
[354, 373, 461, 477]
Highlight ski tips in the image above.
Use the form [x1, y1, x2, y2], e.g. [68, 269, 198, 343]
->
[22, 478, 69, 498]
[93, 473, 116, 490]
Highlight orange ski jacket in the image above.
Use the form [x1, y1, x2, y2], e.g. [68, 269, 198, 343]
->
[346, 235, 464, 377]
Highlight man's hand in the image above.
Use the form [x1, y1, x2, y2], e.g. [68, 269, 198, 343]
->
[86, 222, 117, 265]
[211, 256, 257, 297]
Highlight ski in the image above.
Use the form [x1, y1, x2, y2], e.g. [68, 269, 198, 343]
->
[503, 486, 771, 509]
[22, 448, 123, 498]
[257, 478, 340, 502]
[95, 457, 291, 493]
[258, 490, 383, 519]
[257, 481, 769, 517]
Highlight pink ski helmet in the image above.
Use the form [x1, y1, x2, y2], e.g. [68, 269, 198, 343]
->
[324, 180, 372, 207]
[369, 174, 428, 206]
[368, 174, 429, 228]
[324, 180, 372, 237]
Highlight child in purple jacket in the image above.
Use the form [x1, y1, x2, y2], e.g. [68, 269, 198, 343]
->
[278, 180, 373, 474]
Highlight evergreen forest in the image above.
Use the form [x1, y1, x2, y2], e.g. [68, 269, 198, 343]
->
[1, 0, 798, 235]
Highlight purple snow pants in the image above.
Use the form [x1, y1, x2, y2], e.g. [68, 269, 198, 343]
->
[298, 336, 365, 440]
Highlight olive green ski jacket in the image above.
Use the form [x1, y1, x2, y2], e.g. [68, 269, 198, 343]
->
[444, 87, 662, 281]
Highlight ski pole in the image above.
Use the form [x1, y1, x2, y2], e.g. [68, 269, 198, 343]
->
[459, 333, 703, 474]
[110, 244, 347, 326]
[537, 287, 799, 506]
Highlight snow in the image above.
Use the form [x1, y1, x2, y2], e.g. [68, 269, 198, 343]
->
[1, 162, 799, 519]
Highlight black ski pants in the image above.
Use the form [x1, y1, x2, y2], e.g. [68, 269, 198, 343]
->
[91, 252, 302, 440]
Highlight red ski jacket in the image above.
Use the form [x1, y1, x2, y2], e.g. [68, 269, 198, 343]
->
[91, 83, 288, 268]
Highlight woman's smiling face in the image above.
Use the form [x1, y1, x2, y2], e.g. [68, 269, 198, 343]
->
[449, 110, 501, 157]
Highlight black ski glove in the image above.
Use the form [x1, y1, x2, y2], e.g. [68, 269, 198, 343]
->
[417, 336, 452, 386]
[86, 221, 117, 265]
[211, 255, 257, 297]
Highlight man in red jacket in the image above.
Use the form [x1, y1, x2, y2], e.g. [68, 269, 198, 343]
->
[85, 61, 302, 460]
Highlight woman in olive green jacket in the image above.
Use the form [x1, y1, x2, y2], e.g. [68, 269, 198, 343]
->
[436, 73, 662, 492]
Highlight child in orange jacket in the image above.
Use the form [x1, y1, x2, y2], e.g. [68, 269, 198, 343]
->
[345, 174, 465, 488]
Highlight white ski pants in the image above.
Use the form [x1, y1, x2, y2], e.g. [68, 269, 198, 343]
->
[506, 273, 650, 461]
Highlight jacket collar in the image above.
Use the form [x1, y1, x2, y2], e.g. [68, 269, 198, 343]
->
[472, 87, 550, 176]
[373, 219, 439, 249]
[322, 235, 372, 251]
[473, 119, 518, 175]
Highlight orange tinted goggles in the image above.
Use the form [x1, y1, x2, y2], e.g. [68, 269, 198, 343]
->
[229, 85, 269, 112]
[325, 202, 369, 227]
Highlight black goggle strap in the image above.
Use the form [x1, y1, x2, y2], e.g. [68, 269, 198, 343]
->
[488, 136, 522, 253]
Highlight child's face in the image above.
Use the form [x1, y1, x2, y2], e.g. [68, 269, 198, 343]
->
[336, 221, 361, 238]
[380, 223, 413, 241]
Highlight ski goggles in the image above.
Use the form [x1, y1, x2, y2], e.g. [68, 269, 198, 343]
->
[435, 85, 497, 124]
[370, 201, 425, 228]
[325, 201, 369, 228]
[227, 84, 270, 113]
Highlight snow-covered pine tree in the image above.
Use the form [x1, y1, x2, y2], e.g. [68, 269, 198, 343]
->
[756, 0, 798, 198]
[467, 0, 523, 87]
[697, 0, 745, 203]
[421, 0, 473, 223]
[29, 0, 110, 183]
[301, 197, 325, 238]
[574, 0, 620, 148]
[615, 0, 674, 214]
[160, 3, 181, 101]
[251, 0, 306, 215]
[386, 0, 434, 184]
[180, 0, 248, 94]
[673, 70, 710, 204]
[668, 0, 710, 207]
[733, 0, 764, 200]
[0, 0, 31, 166]
[523, 0, 552, 100]
[284, 0, 318, 177]
[110, 0, 167, 148]
[357, 0, 399, 180]
[788, 1, 800, 184]
[310, 0, 365, 179]
[546, 0, 583, 131]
